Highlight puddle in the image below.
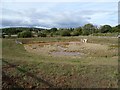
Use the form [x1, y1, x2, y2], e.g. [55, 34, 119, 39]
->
[50, 51, 82, 56]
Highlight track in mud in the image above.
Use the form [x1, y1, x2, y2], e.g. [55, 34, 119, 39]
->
[2, 59, 54, 89]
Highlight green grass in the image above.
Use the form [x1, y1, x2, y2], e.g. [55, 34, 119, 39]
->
[2, 36, 118, 88]
[92, 33, 119, 37]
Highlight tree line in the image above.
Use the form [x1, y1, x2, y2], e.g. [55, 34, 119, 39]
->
[1, 23, 120, 38]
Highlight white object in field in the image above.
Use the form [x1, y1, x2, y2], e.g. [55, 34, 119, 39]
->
[118, 35, 120, 38]
[81, 39, 87, 43]
[15, 40, 22, 44]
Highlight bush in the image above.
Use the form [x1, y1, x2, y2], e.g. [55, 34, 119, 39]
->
[8, 34, 11, 38]
[71, 31, 80, 36]
[92, 33, 118, 37]
[50, 32, 53, 37]
[2, 34, 5, 38]
[100, 25, 112, 33]
[38, 33, 47, 37]
[50, 28, 57, 32]
[82, 30, 90, 36]
[18, 31, 32, 38]
[60, 30, 71, 36]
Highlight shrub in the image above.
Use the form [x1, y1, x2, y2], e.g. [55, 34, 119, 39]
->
[50, 28, 57, 32]
[60, 30, 71, 36]
[71, 31, 80, 36]
[50, 32, 53, 37]
[38, 33, 46, 37]
[82, 30, 90, 36]
[100, 25, 112, 33]
[2, 34, 5, 38]
[18, 31, 32, 38]
[8, 34, 11, 38]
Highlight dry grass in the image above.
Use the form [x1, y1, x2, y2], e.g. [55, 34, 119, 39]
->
[2, 36, 118, 88]
[24, 41, 118, 58]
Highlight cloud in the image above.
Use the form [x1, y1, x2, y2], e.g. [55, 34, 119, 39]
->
[1, 0, 119, 2]
[88, 10, 118, 26]
[1, 2, 118, 28]
[1, 7, 91, 28]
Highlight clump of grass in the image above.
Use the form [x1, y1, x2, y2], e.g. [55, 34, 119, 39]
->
[32, 47, 37, 49]
[109, 44, 119, 48]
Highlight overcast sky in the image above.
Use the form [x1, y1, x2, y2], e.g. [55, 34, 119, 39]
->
[0, 0, 119, 28]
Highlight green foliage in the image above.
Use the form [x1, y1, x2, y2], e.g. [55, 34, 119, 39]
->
[8, 33, 11, 38]
[1, 24, 120, 38]
[71, 30, 80, 36]
[82, 30, 90, 36]
[50, 32, 53, 37]
[82, 23, 96, 35]
[2, 34, 5, 38]
[38, 32, 47, 37]
[50, 28, 57, 32]
[18, 31, 32, 38]
[112, 25, 120, 33]
[71, 27, 82, 36]
[100, 25, 112, 33]
[54, 30, 61, 36]
[60, 30, 71, 36]
[94, 29, 99, 33]
[2, 28, 29, 35]
[92, 33, 118, 37]
[42, 30, 51, 34]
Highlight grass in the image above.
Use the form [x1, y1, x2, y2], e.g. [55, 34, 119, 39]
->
[92, 33, 119, 37]
[2, 36, 118, 88]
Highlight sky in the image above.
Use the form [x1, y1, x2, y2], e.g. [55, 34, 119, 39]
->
[0, 0, 119, 28]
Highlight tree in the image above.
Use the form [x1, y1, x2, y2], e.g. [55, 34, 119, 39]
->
[75, 27, 82, 35]
[82, 23, 96, 35]
[60, 30, 71, 36]
[50, 28, 57, 32]
[69, 28, 74, 32]
[18, 31, 32, 38]
[50, 32, 53, 37]
[38, 32, 46, 37]
[71, 27, 82, 36]
[8, 33, 11, 38]
[2, 34, 5, 38]
[42, 30, 51, 34]
[82, 30, 90, 35]
[71, 30, 80, 36]
[112, 25, 120, 32]
[100, 25, 112, 33]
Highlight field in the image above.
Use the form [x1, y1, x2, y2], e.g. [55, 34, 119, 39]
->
[2, 36, 119, 88]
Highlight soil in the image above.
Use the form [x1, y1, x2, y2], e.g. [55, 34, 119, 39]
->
[24, 41, 85, 57]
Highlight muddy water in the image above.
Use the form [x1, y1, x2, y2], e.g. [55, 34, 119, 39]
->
[50, 51, 82, 56]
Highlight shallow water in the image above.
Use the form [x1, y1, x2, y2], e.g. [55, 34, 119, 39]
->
[50, 51, 81, 56]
